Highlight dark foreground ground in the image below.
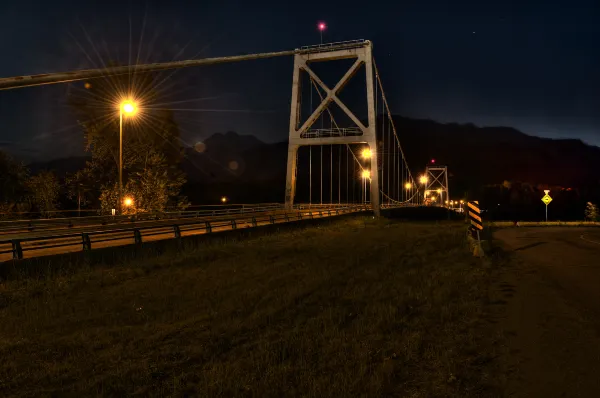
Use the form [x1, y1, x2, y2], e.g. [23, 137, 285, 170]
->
[0, 218, 503, 397]
[493, 227, 600, 397]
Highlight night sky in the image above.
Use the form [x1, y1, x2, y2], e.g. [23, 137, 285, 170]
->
[1, 0, 600, 161]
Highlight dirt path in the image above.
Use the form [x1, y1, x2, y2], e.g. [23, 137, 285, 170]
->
[493, 227, 600, 397]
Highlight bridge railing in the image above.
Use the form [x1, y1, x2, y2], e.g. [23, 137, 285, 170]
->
[0, 205, 370, 261]
[0, 203, 286, 234]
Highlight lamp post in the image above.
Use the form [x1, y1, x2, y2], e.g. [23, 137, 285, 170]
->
[119, 100, 137, 214]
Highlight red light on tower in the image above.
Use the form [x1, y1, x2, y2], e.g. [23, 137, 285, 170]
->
[431, 159, 436, 164]
[318, 22, 326, 31]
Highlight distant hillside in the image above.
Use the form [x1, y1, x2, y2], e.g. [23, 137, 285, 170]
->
[27, 156, 89, 177]
[392, 117, 600, 191]
[181, 131, 271, 183]
[25, 118, 600, 203]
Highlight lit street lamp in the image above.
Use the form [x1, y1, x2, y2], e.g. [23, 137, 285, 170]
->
[221, 196, 228, 204]
[419, 175, 428, 185]
[405, 182, 412, 190]
[119, 99, 137, 214]
[361, 148, 372, 159]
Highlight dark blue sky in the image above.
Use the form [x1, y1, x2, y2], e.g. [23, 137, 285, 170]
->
[1, 0, 600, 161]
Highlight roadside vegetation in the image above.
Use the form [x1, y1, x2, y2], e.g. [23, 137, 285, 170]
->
[0, 217, 503, 397]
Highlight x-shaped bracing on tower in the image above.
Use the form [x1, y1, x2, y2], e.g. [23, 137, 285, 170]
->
[295, 58, 366, 137]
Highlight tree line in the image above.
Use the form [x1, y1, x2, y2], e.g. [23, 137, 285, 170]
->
[1, 73, 188, 219]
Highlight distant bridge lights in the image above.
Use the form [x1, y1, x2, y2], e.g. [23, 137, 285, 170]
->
[221, 196, 228, 203]
[419, 175, 428, 185]
[405, 182, 412, 190]
[361, 148, 372, 159]
[361, 169, 371, 179]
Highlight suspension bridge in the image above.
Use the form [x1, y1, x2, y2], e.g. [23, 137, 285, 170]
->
[0, 39, 451, 261]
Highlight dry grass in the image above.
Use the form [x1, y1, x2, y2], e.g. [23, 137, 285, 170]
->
[0, 217, 502, 397]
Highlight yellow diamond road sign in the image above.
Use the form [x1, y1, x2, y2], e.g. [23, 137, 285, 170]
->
[542, 194, 552, 205]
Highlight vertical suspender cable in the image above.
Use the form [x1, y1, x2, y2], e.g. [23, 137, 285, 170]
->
[338, 144, 341, 204]
[309, 78, 313, 206]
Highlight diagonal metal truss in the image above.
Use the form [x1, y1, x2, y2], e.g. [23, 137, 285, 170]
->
[425, 165, 449, 207]
[284, 40, 380, 215]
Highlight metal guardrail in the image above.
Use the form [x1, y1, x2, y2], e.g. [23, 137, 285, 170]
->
[0, 205, 369, 261]
[0, 203, 286, 234]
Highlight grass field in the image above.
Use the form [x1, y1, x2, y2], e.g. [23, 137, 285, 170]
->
[0, 217, 503, 397]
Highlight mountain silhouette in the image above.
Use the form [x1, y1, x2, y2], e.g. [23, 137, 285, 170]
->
[23, 117, 600, 205]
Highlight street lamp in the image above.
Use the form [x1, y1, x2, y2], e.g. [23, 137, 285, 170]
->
[221, 196, 228, 203]
[405, 182, 412, 190]
[123, 196, 134, 208]
[361, 148, 372, 159]
[419, 175, 428, 185]
[119, 99, 137, 214]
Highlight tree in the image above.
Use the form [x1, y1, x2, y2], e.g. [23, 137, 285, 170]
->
[69, 69, 188, 214]
[585, 202, 599, 221]
[28, 171, 60, 217]
[0, 151, 30, 217]
[98, 152, 188, 214]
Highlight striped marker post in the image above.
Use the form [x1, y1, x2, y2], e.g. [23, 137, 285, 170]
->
[468, 201, 485, 257]
[468, 201, 483, 233]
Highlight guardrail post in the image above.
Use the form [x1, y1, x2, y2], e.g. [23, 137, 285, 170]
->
[206, 221, 212, 233]
[173, 225, 181, 239]
[269, 215, 275, 224]
[11, 240, 23, 260]
[252, 217, 257, 227]
[328, 210, 332, 217]
[231, 219, 237, 229]
[298, 212, 303, 220]
[335, 210, 339, 216]
[319, 211, 323, 217]
[284, 213, 290, 222]
[133, 229, 142, 245]
[82, 233, 92, 251]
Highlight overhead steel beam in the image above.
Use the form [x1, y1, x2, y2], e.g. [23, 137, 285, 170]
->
[0, 40, 370, 91]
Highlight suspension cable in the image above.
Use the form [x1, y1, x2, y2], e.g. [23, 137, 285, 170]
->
[373, 58, 416, 188]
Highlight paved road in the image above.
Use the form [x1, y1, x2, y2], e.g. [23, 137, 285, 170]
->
[495, 227, 600, 312]
[494, 227, 600, 397]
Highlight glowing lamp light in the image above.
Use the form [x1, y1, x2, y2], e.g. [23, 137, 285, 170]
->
[123, 197, 134, 207]
[424, 190, 429, 197]
[121, 100, 137, 115]
[361, 148, 372, 159]
[431, 159, 436, 164]
[460, 200, 464, 204]
[361, 169, 371, 179]
[318, 22, 326, 31]
[437, 189, 442, 194]
[405, 182, 412, 190]
[431, 197, 437, 202]
[221, 196, 228, 203]
[419, 175, 428, 184]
